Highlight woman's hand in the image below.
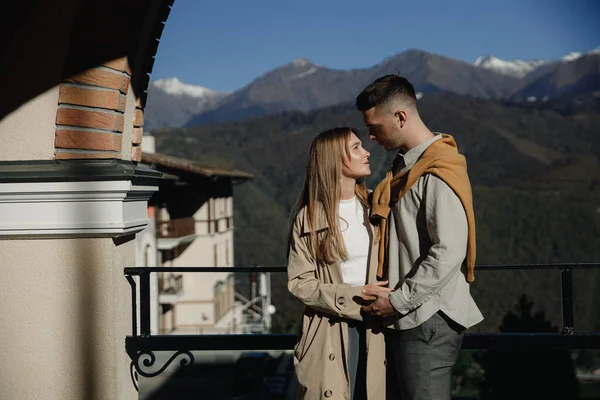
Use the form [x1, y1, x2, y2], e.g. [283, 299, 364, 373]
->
[360, 280, 391, 303]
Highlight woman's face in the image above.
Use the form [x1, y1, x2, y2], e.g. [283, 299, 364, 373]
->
[341, 133, 371, 180]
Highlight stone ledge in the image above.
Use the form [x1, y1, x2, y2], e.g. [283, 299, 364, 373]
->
[0, 160, 162, 238]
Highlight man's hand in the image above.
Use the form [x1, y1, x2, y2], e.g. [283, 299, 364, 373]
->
[361, 284, 399, 318]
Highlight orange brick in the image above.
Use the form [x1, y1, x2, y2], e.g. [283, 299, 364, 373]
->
[102, 57, 128, 73]
[118, 94, 127, 112]
[131, 127, 143, 145]
[135, 96, 143, 108]
[55, 129, 115, 151]
[116, 114, 124, 133]
[59, 86, 121, 110]
[67, 68, 124, 90]
[115, 135, 123, 152]
[56, 108, 121, 131]
[55, 151, 117, 160]
[131, 146, 142, 162]
[133, 109, 144, 127]
[120, 75, 130, 94]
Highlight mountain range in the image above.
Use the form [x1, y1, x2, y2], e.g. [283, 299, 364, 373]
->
[145, 46, 600, 130]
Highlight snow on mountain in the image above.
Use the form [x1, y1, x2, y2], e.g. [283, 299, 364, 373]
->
[144, 78, 230, 131]
[281, 58, 322, 80]
[562, 52, 582, 62]
[289, 67, 318, 80]
[290, 58, 311, 68]
[474, 46, 600, 77]
[151, 77, 227, 99]
[473, 56, 550, 78]
[276, 58, 323, 81]
[562, 46, 600, 62]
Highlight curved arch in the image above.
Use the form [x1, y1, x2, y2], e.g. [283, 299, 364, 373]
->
[0, 0, 175, 162]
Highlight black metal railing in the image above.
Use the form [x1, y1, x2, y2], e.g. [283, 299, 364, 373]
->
[124, 263, 600, 391]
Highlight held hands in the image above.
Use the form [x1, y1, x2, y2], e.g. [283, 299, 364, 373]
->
[360, 280, 390, 302]
[361, 280, 400, 318]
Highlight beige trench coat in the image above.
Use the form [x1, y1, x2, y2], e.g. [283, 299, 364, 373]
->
[287, 205, 386, 400]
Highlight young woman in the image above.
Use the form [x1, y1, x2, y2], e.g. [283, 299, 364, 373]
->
[287, 127, 388, 400]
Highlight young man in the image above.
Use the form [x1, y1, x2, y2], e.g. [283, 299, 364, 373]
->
[356, 74, 483, 400]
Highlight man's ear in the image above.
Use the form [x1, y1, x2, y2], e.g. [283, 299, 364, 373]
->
[395, 109, 407, 125]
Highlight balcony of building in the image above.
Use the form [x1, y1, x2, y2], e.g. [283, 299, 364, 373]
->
[157, 217, 197, 250]
[158, 273, 184, 304]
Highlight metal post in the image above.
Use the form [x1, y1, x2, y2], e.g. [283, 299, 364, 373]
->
[265, 272, 272, 332]
[125, 275, 138, 337]
[140, 270, 151, 337]
[259, 271, 270, 332]
[251, 271, 257, 316]
[560, 268, 575, 335]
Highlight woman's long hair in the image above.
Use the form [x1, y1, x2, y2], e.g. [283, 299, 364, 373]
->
[289, 127, 369, 265]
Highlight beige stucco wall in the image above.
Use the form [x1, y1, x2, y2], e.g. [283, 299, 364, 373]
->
[121, 81, 136, 161]
[0, 86, 59, 160]
[0, 238, 137, 400]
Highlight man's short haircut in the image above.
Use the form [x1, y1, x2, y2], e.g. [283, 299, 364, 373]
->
[355, 74, 417, 112]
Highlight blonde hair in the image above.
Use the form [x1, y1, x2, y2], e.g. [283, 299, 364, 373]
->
[290, 127, 369, 265]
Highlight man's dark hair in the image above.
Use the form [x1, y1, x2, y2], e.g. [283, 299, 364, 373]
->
[355, 74, 417, 111]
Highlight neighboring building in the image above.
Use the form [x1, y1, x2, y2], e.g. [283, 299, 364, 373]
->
[136, 139, 270, 335]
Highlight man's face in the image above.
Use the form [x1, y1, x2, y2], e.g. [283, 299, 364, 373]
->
[361, 106, 403, 151]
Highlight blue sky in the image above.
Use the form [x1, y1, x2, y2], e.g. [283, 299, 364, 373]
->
[150, 0, 600, 92]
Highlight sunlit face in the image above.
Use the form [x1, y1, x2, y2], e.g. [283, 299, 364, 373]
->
[361, 106, 403, 150]
[341, 133, 371, 180]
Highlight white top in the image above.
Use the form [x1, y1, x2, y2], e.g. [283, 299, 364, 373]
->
[338, 196, 370, 286]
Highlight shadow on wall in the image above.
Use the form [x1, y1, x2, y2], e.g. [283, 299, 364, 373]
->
[0, 0, 173, 120]
[76, 239, 103, 400]
[72, 236, 137, 399]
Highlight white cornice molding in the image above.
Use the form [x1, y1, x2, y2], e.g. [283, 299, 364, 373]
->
[0, 162, 161, 238]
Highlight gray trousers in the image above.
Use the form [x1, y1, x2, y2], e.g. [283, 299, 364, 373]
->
[385, 311, 464, 400]
[347, 321, 367, 400]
